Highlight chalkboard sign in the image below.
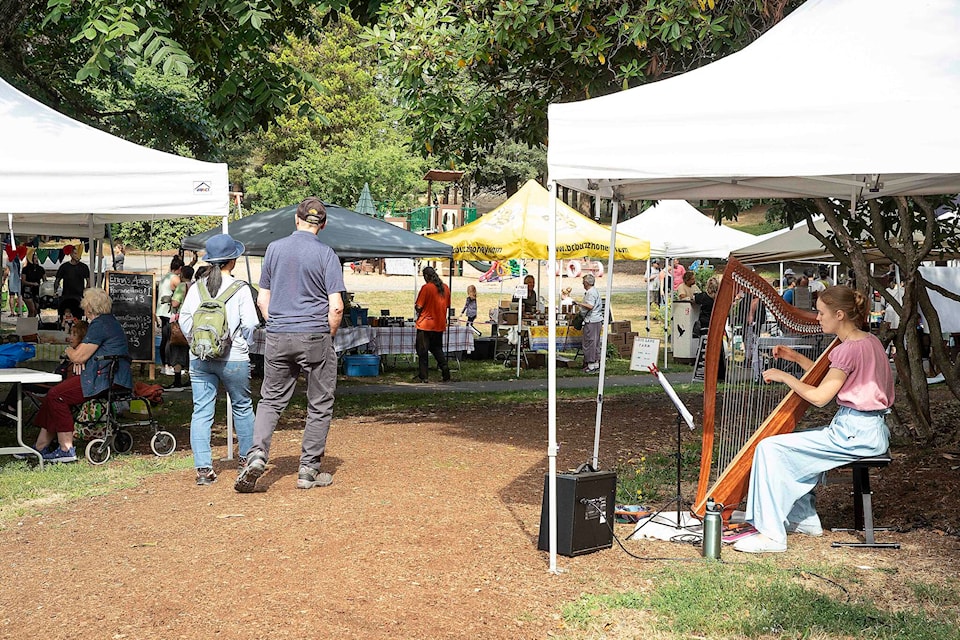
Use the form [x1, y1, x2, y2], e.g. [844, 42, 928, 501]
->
[106, 271, 155, 362]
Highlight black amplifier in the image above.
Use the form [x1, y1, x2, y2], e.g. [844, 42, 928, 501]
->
[538, 468, 616, 557]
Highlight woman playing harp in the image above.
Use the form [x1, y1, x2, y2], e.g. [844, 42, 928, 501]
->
[733, 286, 894, 553]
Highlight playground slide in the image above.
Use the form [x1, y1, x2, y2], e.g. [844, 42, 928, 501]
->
[467, 260, 493, 273]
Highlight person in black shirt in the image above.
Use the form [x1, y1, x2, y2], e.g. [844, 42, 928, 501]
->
[522, 275, 537, 314]
[694, 276, 725, 382]
[21, 253, 46, 317]
[55, 252, 90, 325]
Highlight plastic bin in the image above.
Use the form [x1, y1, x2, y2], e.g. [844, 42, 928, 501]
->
[343, 354, 380, 377]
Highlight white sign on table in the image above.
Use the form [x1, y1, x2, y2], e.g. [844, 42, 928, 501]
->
[629, 337, 660, 371]
[513, 285, 528, 299]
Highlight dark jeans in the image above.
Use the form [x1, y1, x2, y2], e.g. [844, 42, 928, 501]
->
[416, 329, 449, 381]
[251, 332, 337, 470]
[158, 316, 171, 366]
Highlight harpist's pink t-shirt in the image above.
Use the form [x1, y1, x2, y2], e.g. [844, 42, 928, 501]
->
[829, 333, 895, 411]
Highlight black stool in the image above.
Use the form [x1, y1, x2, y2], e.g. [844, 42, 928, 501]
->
[831, 452, 900, 549]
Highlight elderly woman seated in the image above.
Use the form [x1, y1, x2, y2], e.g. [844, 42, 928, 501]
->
[27, 288, 132, 463]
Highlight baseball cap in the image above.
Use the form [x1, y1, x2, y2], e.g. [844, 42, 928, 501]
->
[296, 197, 327, 225]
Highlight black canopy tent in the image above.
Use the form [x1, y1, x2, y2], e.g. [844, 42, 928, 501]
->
[181, 202, 452, 261]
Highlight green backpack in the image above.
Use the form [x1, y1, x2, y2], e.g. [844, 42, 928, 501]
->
[189, 281, 246, 360]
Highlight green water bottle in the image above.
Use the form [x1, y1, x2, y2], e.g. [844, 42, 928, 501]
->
[702, 498, 723, 560]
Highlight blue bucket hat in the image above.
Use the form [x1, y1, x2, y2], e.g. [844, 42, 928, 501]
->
[204, 233, 245, 263]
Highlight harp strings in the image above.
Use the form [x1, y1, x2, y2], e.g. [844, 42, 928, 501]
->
[712, 276, 825, 484]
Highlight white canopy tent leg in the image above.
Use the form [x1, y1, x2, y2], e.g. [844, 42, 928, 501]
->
[547, 182, 560, 574]
[645, 257, 651, 336]
[662, 258, 672, 370]
[88, 217, 97, 287]
[591, 200, 619, 470]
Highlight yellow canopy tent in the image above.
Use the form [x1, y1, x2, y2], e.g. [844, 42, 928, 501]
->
[429, 180, 649, 260]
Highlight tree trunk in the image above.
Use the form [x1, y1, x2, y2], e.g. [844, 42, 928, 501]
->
[504, 175, 519, 197]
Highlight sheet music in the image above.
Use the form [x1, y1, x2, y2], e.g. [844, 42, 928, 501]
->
[650, 366, 695, 430]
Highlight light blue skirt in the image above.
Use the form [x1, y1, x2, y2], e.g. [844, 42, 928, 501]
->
[744, 406, 890, 543]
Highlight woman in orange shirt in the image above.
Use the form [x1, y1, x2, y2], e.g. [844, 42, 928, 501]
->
[414, 266, 452, 383]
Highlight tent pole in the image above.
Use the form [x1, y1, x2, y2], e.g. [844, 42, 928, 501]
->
[663, 258, 672, 371]
[106, 224, 116, 271]
[592, 200, 619, 470]
[88, 217, 96, 287]
[517, 258, 527, 379]
[546, 181, 559, 574]
[446, 258, 453, 355]
[646, 258, 651, 335]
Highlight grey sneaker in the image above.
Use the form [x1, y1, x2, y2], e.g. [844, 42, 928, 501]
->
[234, 450, 266, 493]
[196, 467, 217, 486]
[297, 465, 333, 489]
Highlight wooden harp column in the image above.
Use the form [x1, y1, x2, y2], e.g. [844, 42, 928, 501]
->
[692, 258, 838, 518]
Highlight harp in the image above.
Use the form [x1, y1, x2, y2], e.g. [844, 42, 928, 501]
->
[692, 258, 838, 518]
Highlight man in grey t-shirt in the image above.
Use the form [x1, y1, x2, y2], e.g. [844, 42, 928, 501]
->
[235, 197, 346, 493]
[579, 273, 604, 374]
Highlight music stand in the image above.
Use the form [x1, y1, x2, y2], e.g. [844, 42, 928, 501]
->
[628, 364, 696, 537]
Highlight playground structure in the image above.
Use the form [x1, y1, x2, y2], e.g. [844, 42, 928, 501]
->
[477, 259, 527, 282]
[474, 258, 605, 283]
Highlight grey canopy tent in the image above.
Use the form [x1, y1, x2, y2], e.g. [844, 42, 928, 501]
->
[181, 202, 453, 260]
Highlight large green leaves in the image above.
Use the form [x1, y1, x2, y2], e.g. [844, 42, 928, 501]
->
[37, 0, 322, 132]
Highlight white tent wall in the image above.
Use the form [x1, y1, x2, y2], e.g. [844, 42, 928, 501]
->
[542, 0, 960, 570]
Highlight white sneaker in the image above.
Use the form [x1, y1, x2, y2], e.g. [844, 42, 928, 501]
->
[733, 533, 786, 554]
[786, 522, 824, 537]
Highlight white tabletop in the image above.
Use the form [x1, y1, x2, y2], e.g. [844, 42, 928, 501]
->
[0, 368, 62, 469]
[0, 368, 62, 384]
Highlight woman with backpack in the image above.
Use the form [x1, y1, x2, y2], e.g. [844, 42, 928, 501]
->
[178, 234, 260, 486]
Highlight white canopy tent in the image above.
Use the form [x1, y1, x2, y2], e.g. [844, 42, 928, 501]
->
[542, 200, 753, 393]
[618, 200, 756, 259]
[548, 0, 960, 201]
[0, 75, 229, 273]
[542, 0, 960, 572]
[619, 200, 759, 352]
[730, 218, 833, 265]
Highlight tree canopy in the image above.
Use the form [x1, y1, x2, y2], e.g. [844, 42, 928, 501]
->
[363, 0, 802, 164]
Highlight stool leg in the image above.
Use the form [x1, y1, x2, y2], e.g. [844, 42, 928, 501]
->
[832, 464, 900, 549]
[852, 467, 866, 532]
[858, 469, 876, 545]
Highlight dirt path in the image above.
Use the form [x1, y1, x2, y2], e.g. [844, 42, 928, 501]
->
[1, 393, 958, 639]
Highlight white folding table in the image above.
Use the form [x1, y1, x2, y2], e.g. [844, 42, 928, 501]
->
[0, 368, 62, 469]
